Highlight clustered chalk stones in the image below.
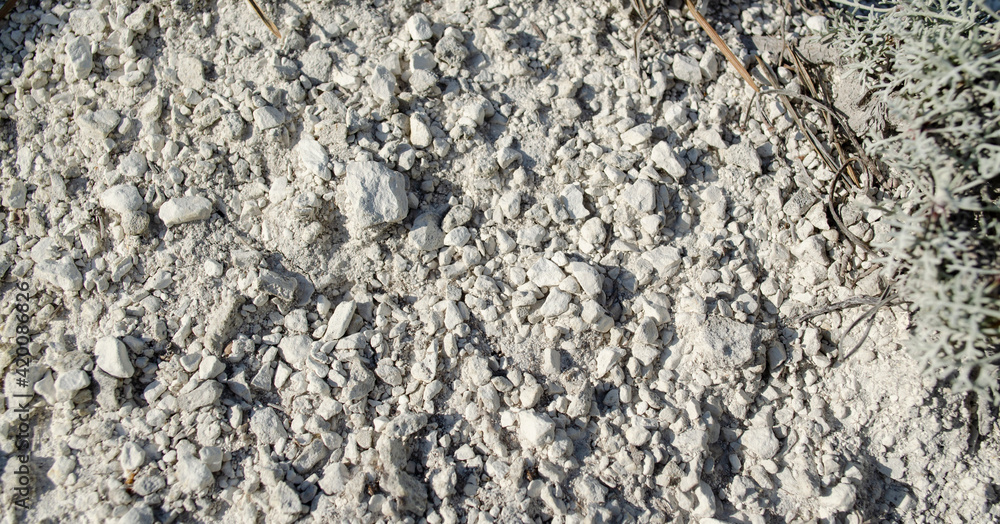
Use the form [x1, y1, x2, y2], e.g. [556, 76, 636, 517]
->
[0, 1, 996, 523]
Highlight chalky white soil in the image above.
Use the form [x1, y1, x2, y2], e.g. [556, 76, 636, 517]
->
[0, 0, 998, 522]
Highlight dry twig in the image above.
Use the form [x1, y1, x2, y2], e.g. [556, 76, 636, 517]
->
[684, 0, 759, 92]
[247, 0, 282, 39]
[1, 0, 18, 21]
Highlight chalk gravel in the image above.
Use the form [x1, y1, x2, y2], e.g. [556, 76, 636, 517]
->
[0, 0, 997, 523]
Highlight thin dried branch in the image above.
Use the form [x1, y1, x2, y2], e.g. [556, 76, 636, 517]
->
[828, 158, 876, 254]
[247, 0, 282, 39]
[1, 0, 18, 20]
[684, 0, 760, 92]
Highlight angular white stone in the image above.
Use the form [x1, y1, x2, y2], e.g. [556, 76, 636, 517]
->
[65, 35, 93, 81]
[295, 137, 330, 179]
[537, 289, 571, 317]
[621, 123, 653, 146]
[406, 13, 434, 41]
[54, 369, 90, 394]
[278, 334, 312, 370]
[326, 300, 356, 340]
[95, 336, 135, 378]
[409, 213, 445, 251]
[580, 217, 606, 245]
[651, 142, 686, 180]
[69, 9, 107, 37]
[692, 315, 759, 370]
[623, 179, 656, 213]
[673, 54, 703, 84]
[559, 184, 589, 220]
[176, 54, 205, 91]
[369, 65, 397, 103]
[595, 347, 624, 377]
[527, 258, 564, 288]
[641, 246, 682, 276]
[819, 482, 857, 512]
[741, 425, 779, 460]
[159, 196, 212, 226]
[723, 141, 762, 174]
[198, 355, 225, 380]
[409, 48, 436, 71]
[567, 262, 602, 297]
[100, 184, 143, 214]
[344, 161, 409, 229]
[176, 454, 213, 492]
[35, 257, 84, 292]
[253, 106, 286, 130]
[581, 300, 613, 332]
[78, 109, 120, 138]
[518, 410, 554, 448]
[250, 406, 288, 445]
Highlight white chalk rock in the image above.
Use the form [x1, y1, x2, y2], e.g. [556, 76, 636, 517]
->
[537, 289, 571, 318]
[741, 409, 780, 460]
[641, 245, 683, 277]
[518, 410, 554, 448]
[54, 369, 91, 395]
[673, 53, 703, 84]
[65, 35, 93, 81]
[369, 65, 397, 103]
[723, 141, 762, 174]
[567, 262, 602, 297]
[326, 300, 357, 340]
[595, 347, 624, 378]
[176, 54, 205, 91]
[651, 142, 686, 180]
[101, 184, 143, 214]
[295, 137, 330, 179]
[69, 9, 107, 37]
[527, 258, 564, 288]
[410, 115, 433, 148]
[625, 425, 651, 447]
[95, 336, 135, 378]
[35, 257, 84, 292]
[176, 454, 214, 492]
[278, 334, 312, 370]
[344, 161, 408, 229]
[820, 482, 857, 513]
[806, 15, 829, 33]
[406, 13, 434, 40]
[253, 106, 286, 130]
[159, 196, 213, 226]
[623, 179, 657, 213]
[250, 407, 288, 445]
[691, 315, 760, 370]
[621, 123, 653, 146]
[409, 213, 445, 251]
[560, 184, 589, 220]
[120, 442, 146, 471]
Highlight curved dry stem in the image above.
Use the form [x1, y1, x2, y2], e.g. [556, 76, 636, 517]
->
[828, 157, 876, 254]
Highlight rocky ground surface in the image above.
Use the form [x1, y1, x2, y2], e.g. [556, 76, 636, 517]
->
[0, 0, 998, 522]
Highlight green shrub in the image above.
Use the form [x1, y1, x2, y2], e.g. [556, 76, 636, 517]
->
[830, 0, 1000, 399]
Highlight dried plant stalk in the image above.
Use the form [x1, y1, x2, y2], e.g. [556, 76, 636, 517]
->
[1, 0, 18, 20]
[684, 0, 759, 92]
[247, 0, 282, 39]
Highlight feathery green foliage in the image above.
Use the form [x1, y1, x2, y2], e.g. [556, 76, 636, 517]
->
[831, 0, 1000, 399]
